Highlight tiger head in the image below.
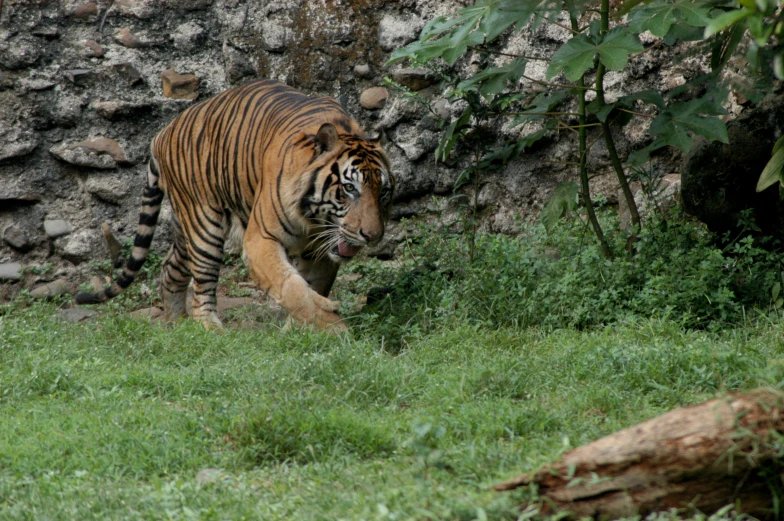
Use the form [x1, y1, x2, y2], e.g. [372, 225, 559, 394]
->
[302, 123, 395, 263]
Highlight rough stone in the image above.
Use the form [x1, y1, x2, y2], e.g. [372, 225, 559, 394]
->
[18, 78, 56, 92]
[3, 225, 33, 252]
[44, 220, 73, 239]
[61, 229, 102, 264]
[115, 0, 160, 19]
[0, 262, 23, 281]
[0, 35, 43, 70]
[173, 22, 205, 51]
[72, 2, 99, 19]
[50, 138, 130, 169]
[390, 67, 435, 91]
[195, 468, 227, 485]
[58, 308, 98, 323]
[91, 100, 153, 121]
[64, 68, 94, 85]
[354, 63, 372, 78]
[110, 63, 144, 86]
[260, 20, 289, 53]
[86, 174, 133, 204]
[30, 279, 72, 299]
[130, 307, 164, 319]
[161, 69, 200, 100]
[360, 87, 389, 110]
[223, 43, 255, 84]
[83, 40, 104, 58]
[432, 99, 451, 120]
[114, 28, 149, 49]
[394, 128, 439, 162]
[378, 14, 423, 52]
[0, 141, 38, 162]
[166, 0, 215, 10]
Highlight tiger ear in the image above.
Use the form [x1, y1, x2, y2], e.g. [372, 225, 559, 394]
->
[369, 127, 386, 145]
[316, 123, 340, 154]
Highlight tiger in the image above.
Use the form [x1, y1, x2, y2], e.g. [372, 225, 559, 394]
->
[76, 79, 394, 331]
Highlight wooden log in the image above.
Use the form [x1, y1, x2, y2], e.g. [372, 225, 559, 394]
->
[494, 389, 784, 519]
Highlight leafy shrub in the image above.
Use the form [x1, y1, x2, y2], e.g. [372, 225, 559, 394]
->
[352, 210, 781, 347]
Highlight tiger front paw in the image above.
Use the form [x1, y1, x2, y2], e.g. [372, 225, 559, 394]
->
[280, 277, 347, 333]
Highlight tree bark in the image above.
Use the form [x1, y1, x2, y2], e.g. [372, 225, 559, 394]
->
[494, 389, 784, 519]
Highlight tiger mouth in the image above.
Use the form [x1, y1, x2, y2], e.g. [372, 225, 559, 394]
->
[332, 237, 363, 259]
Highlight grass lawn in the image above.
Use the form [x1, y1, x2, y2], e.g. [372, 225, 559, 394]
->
[2, 296, 783, 520]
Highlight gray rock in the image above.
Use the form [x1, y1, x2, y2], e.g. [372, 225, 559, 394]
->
[30, 279, 72, 299]
[360, 87, 389, 110]
[50, 137, 130, 169]
[432, 99, 450, 120]
[3, 225, 32, 252]
[91, 100, 154, 121]
[0, 262, 22, 281]
[173, 22, 205, 51]
[223, 43, 255, 84]
[58, 309, 98, 323]
[0, 35, 43, 70]
[110, 63, 144, 86]
[390, 67, 435, 91]
[64, 69, 94, 85]
[0, 141, 37, 162]
[44, 220, 73, 239]
[61, 229, 101, 264]
[86, 174, 132, 204]
[378, 14, 423, 52]
[260, 20, 288, 53]
[195, 468, 228, 485]
[130, 307, 164, 319]
[354, 63, 372, 78]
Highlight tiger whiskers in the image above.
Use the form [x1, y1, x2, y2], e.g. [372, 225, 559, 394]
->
[307, 221, 341, 262]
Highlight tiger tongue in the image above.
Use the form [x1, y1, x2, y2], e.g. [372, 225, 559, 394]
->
[337, 239, 362, 258]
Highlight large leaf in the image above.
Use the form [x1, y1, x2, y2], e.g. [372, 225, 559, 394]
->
[629, 0, 712, 37]
[436, 106, 473, 162]
[704, 8, 753, 37]
[541, 182, 579, 233]
[589, 90, 665, 123]
[510, 90, 570, 128]
[756, 143, 784, 192]
[391, 0, 550, 66]
[456, 57, 527, 98]
[547, 28, 643, 81]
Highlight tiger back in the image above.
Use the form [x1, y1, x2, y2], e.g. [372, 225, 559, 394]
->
[76, 79, 394, 331]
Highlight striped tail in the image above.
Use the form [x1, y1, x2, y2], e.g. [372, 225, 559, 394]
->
[75, 159, 165, 305]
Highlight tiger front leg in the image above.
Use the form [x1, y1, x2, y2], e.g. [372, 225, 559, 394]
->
[244, 234, 346, 332]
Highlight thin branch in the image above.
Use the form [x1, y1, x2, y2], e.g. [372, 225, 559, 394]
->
[468, 46, 550, 62]
[630, 39, 664, 59]
[521, 74, 596, 91]
[99, 0, 115, 37]
[618, 108, 656, 119]
[538, 160, 582, 167]
[533, 11, 582, 34]
[504, 111, 584, 116]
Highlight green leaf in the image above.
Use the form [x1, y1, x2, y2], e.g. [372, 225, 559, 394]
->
[630, 0, 712, 37]
[772, 135, 784, 156]
[547, 28, 643, 81]
[436, 106, 473, 162]
[704, 8, 753, 38]
[756, 147, 784, 192]
[456, 57, 527, 99]
[541, 182, 579, 233]
[511, 90, 569, 128]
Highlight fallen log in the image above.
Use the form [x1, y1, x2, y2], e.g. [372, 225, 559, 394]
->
[495, 389, 784, 519]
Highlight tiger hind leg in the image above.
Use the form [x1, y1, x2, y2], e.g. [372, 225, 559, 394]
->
[185, 208, 227, 330]
[160, 239, 192, 322]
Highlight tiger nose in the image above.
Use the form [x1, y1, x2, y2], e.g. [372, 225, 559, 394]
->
[360, 228, 380, 242]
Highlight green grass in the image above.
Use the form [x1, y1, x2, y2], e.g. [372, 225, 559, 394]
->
[1, 299, 784, 520]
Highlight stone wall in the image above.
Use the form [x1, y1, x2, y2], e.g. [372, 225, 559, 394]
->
[0, 0, 728, 288]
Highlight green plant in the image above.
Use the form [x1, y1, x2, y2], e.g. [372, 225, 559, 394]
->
[388, 0, 738, 256]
